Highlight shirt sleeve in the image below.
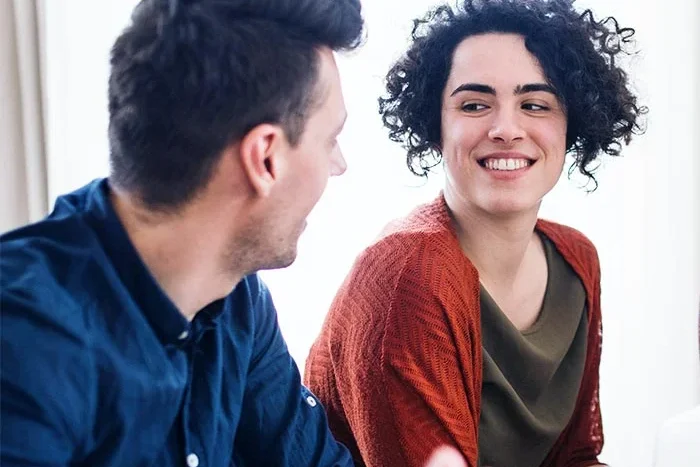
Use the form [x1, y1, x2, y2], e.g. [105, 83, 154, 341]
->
[233, 278, 353, 467]
[1, 259, 94, 466]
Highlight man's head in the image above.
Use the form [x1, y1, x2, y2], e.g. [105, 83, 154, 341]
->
[233, 47, 349, 270]
[108, 0, 363, 271]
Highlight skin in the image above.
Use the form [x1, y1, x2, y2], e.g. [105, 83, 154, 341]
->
[424, 446, 468, 467]
[441, 33, 567, 331]
[111, 47, 347, 321]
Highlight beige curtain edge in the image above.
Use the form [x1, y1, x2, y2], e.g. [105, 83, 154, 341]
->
[12, 0, 49, 223]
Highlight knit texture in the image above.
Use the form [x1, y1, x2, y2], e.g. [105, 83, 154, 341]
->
[304, 194, 604, 467]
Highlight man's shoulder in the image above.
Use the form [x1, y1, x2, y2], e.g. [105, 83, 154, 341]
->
[2, 214, 100, 290]
[1, 181, 106, 279]
[1, 220, 98, 403]
[0, 217, 104, 462]
[1, 210, 108, 348]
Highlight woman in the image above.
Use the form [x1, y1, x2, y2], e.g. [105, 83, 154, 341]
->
[304, 1, 646, 466]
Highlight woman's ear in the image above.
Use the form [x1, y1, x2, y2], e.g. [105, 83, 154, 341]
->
[238, 123, 288, 197]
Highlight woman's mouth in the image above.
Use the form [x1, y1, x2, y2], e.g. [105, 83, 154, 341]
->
[478, 157, 535, 171]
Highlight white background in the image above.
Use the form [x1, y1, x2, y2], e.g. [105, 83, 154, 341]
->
[36, 0, 700, 465]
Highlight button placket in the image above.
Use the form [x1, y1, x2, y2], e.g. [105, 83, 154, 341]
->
[186, 453, 200, 467]
[182, 322, 211, 467]
[181, 341, 196, 467]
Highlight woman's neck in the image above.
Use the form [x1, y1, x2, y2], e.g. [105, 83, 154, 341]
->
[444, 188, 541, 287]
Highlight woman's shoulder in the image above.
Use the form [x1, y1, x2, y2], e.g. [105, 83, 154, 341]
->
[340, 196, 478, 300]
[359, 196, 475, 277]
[379, 195, 454, 238]
[536, 219, 599, 259]
[536, 219, 601, 286]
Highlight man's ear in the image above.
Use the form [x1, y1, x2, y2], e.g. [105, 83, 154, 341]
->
[238, 124, 288, 197]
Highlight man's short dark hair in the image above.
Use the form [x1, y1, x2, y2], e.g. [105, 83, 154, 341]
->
[108, 0, 363, 208]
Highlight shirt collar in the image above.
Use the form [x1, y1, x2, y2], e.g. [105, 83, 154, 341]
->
[83, 179, 191, 345]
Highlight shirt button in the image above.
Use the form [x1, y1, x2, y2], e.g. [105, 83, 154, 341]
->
[306, 395, 317, 407]
[186, 453, 199, 467]
[178, 330, 189, 340]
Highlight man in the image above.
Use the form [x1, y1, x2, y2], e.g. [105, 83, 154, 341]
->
[1, 0, 464, 466]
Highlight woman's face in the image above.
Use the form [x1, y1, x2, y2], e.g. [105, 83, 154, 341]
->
[440, 33, 568, 218]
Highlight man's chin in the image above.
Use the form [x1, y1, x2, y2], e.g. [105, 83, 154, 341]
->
[257, 248, 298, 272]
[276, 253, 297, 269]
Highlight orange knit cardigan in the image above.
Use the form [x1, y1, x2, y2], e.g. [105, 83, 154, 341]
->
[304, 194, 604, 467]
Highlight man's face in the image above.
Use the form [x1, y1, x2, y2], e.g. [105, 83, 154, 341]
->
[256, 48, 348, 270]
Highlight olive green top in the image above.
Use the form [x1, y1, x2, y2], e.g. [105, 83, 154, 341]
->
[477, 233, 588, 467]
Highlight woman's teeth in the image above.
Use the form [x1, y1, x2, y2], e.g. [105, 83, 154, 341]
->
[483, 158, 532, 171]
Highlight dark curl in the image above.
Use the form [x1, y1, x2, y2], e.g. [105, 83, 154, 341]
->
[378, 0, 647, 188]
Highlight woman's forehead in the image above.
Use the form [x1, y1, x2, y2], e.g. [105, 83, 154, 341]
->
[446, 34, 547, 88]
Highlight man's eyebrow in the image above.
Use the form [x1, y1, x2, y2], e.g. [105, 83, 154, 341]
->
[449, 83, 496, 97]
[514, 83, 557, 95]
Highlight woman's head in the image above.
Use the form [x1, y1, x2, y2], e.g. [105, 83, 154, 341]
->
[379, 0, 646, 215]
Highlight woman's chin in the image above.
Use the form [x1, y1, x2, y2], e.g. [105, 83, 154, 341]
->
[477, 197, 541, 219]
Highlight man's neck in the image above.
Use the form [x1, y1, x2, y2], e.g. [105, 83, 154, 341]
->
[110, 188, 243, 321]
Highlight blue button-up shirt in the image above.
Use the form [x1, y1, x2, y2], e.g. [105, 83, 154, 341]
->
[0, 179, 352, 467]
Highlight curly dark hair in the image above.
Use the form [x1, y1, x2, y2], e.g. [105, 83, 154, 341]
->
[109, 0, 363, 209]
[378, 0, 647, 188]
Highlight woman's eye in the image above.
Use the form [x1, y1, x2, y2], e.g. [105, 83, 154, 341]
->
[522, 103, 550, 111]
[461, 103, 489, 112]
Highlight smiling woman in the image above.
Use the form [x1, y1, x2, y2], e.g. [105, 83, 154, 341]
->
[304, 1, 646, 466]
[440, 33, 570, 219]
